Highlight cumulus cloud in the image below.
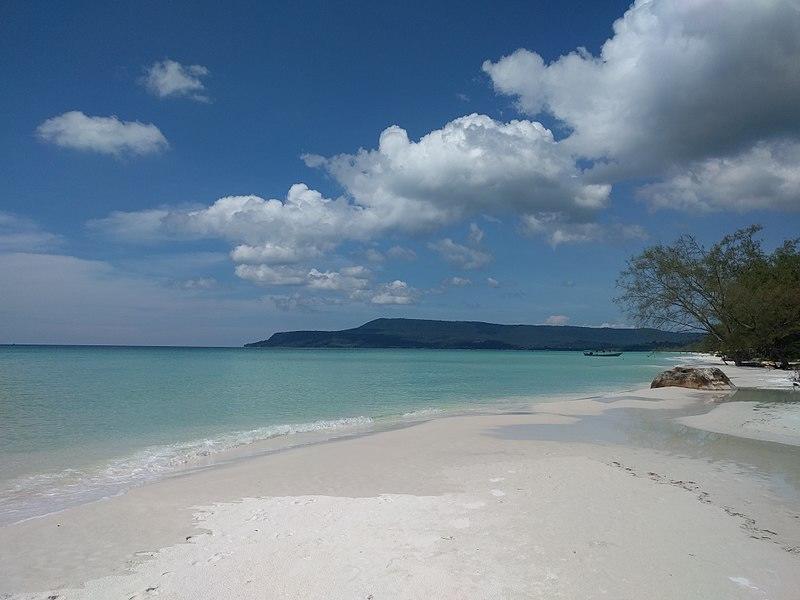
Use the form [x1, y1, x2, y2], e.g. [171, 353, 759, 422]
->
[92, 184, 380, 249]
[90, 110, 621, 294]
[36, 111, 168, 156]
[484, 0, 800, 172]
[234, 262, 391, 301]
[483, 0, 800, 212]
[429, 238, 492, 270]
[444, 276, 471, 287]
[230, 242, 322, 265]
[638, 140, 800, 212]
[91, 184, 419, 302]
[486, 277, 500, 288]
[306, 266, 371, 292]
[233, 264, 308, 286]
[307, 113, 610, 226]
[371, 280, 417, 305]
[141, 59, 210, 101]
[544, 315, 570, 326]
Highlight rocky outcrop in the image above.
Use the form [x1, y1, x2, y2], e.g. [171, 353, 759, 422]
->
[650, 366, 734, 390]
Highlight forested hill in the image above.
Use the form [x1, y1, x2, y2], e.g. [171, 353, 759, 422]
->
[245, 318, 701, 350]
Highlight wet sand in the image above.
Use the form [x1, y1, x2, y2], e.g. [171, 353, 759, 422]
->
[1, 359, 799, 599]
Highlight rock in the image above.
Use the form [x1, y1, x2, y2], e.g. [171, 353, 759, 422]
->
[650, 366, 734, 390]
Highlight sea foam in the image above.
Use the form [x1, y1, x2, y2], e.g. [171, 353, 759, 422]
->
[0, 416, 373, 525]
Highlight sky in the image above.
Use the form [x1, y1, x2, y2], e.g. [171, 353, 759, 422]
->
[1, 0, 799, 346]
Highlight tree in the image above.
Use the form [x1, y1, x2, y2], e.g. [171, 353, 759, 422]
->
[615, 226, 800, 367]
[723, 239, 800, 367]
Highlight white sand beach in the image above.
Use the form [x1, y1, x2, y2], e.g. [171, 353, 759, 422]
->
[680, 401, 800, 447]
[2, 359, 799, 600]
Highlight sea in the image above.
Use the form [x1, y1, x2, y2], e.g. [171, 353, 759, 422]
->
[0, 345, 689, 524]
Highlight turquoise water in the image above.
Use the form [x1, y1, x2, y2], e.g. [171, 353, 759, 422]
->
[0, 346, 684, 523]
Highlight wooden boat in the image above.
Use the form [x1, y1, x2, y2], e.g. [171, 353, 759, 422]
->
[583, 350, 623, 357]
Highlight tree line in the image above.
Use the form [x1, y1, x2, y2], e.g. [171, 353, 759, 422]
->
[616, 225, 800, 368]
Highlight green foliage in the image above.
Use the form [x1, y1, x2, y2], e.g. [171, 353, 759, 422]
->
[616, 226, 800, 367]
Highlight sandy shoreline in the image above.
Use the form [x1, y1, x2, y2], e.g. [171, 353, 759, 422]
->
[2, 359, 799, 599]
[680, 401, 800, 447]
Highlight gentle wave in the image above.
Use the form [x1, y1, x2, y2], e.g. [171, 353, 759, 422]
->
[401, 407, 443, 418]
[0, 416, 374, 524]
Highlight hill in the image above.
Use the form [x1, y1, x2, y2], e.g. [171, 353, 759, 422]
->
[245, 318, 702, 350]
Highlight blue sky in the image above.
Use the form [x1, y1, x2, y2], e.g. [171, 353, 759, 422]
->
[1, 0, 799, 345]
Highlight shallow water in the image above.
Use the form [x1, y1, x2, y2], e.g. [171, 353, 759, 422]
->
[728, 388, 800, 404]
[0, 346, 687, 523]
[491, 388, 800, 503]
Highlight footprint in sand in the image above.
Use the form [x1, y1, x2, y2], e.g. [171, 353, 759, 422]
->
[729, 577, 761, 592]
[207, 551, 232, 563]
[128, 586, 160, 599]
[490, 489, 506, 497]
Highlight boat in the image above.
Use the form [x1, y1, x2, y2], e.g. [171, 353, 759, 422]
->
[583, 350, 623, 357]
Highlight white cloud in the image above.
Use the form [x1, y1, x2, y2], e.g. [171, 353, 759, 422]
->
[92, 184, 381, 248]
[638, 140, 800, 212]
[544, 315, 570, 326]
[468, 222, 485, 244]
[306, 266, 371, 292]
[307, 113, 610, 226]
[0, 212, 61, 252]
[234, 264, 307, 286]
[484, 0, 800, 169]
[230, 242, 322, 264]
[371, 280, 417, 305]
[483, 0, 800, 210]
[234, 263, 372, 296]
[36, 111, 168, 156]
[90, 208, 178, 242]
[521, 214, 647, 247]
[444, 276, 471, 287]
[429, 238, 492, 270]
[386, 245, 417, 261]
[141, 59, 210, 101]
[235, 265, 410, 305]
[486, 277, 500, 288]
[91, 185, 419, 301]
[90, 110, 621, 277]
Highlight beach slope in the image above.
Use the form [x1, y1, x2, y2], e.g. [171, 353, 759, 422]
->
[2, 361, 799, 600]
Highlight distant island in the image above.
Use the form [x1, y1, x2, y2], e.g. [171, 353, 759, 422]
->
[245, 318, 702, 351]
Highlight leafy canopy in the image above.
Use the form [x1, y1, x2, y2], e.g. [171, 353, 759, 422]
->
[615, 226, 800, 366]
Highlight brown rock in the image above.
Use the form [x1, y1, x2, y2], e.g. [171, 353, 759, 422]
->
[650, 366, 734, 390]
